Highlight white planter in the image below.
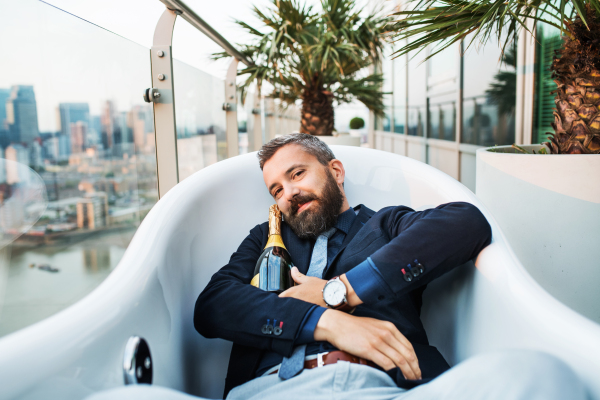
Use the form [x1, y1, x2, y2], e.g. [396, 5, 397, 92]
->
[476, 145, 600, 322]
[318, 135, 361, 147]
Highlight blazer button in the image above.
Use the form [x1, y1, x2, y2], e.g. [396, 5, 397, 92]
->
[261, 325, 270, 334]
[407, 263, 420, 278]
[414, 260, 425, 274]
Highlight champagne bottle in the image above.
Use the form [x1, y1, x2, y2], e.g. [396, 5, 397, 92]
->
[250, 204, 294, 293]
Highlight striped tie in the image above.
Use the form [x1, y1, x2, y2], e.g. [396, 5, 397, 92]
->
[278, 227, 336, 380]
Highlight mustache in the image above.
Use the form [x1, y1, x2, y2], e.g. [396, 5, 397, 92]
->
[289, 194, 318, 216]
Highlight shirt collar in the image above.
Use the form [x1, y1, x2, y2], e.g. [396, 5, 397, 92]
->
[335, 207, 356, 234]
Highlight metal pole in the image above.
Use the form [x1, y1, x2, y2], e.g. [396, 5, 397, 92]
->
[250, 89, 263, 151]
[224, 58, 239, 158]
[456, 40, 464, 181]
[151, 9, 179, 198]
[158, 0, 253, 67]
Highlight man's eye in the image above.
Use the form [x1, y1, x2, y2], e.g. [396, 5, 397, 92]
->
[273, 189, 282, 197]
[294, 170, 304, 179]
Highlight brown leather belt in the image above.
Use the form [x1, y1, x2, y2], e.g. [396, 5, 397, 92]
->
[269, 351, 378, 375]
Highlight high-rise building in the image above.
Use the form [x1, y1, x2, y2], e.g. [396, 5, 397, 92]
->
[101, 101, 116, 151]
[0, 147, 6, 183]
[58, 134, 70, 160]
[0, 88, 10, 131]
[76, 192, 108, 229]
[129, 105, 148, 151]
[89, 115, 102, 147]
[58, 103, 89, 137]
[0, 88, 10, 149]
[5, 144, 29, 184]
[44, 136, 59, 161]
[30, 140, 43, 169]
[5, 86, 39, 145]
[58, 103, 89, 157]
[70, 121, 87, 154]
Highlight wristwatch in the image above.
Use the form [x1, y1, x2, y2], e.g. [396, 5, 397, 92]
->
[322, 276, 354, 312]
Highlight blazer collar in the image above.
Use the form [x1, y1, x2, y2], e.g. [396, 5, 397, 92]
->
[327, 204, 375, 273]
[341, 204, 374, 248]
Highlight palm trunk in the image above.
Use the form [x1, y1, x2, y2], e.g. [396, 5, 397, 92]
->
[300, 82, 334, 136]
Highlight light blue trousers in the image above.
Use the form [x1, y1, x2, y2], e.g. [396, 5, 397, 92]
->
[87, 350, 589, 400]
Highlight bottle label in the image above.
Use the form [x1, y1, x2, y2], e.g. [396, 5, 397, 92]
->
[250, 273, 260, 287]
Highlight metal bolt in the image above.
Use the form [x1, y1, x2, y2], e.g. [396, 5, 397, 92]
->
[229, 82, 234, 86]
[158, 74, 165, 81]
[229, 95, 234, 99]
[153, 91, 161, 99]
[157, 50, 165, 57]
[144, 357, 151, 369]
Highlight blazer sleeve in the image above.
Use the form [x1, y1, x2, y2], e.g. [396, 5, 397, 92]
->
[348, 201, 492, 303]
[194, 223, 315, 357]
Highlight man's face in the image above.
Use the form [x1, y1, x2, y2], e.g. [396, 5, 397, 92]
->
[262, 144, 345, 239]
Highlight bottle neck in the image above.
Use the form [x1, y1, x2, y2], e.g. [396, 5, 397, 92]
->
[266, 204, 286, 250]
[265, 234, 287, 250]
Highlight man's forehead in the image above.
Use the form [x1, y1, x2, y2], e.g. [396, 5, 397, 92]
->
[264, 144, 320, 172]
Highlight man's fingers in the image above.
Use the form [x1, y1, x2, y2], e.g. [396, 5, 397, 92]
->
[278, 287, 295, 297]
[376, 340, 419, 380]
[381, 327, 421, 380]
[290, 267, 306, 284]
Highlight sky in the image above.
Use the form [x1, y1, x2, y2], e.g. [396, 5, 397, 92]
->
[0, 0, 507, 133]
[1, 0, 382, 132]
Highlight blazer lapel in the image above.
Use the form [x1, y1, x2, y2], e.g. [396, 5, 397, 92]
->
[326, 204, 375, 274]
[282, 222, 313, 274]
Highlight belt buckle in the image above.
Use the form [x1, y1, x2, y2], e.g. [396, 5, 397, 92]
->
[317, 352, 328, 368]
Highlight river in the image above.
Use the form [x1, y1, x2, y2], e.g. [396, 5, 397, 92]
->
[0, 227, 137, 337]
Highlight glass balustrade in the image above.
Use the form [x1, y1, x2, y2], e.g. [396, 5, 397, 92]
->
[462, 38, 517, 146]
[393, 51, 407, 134]
[173, 59, 224, 180]
[428, 98, 456, 141]
[0, 0, 158, 337]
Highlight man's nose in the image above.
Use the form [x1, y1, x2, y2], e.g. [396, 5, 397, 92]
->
[284, 185, 301, 202]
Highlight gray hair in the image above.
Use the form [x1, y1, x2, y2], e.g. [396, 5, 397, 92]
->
[257, 133, 336, 170]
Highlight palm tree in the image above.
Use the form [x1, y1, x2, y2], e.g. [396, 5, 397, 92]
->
[388, 0, 600, 154]
[214, 0, 390, 136]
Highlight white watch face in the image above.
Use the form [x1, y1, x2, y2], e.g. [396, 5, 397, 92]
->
[324, 280, 346, 307]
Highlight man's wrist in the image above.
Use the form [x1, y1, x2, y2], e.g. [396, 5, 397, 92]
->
[314, 309, 337, 342]
[340, 274, 362, 307]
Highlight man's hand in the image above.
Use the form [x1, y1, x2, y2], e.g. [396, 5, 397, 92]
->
[314, 309, 421, 380]
[279, 267, 327, 307]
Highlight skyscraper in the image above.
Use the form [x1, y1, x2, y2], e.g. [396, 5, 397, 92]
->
[129, 105, 148, 151]
[58, 103, 89, 157]
[5, 144, 29, 184]
[0, 89, 10, 130]
[0, 88, 10, 149]
[101, 101, 116, 151]
[70, 121, 87, 154]
[5, 85, 39, 145]
[58, 103, 90, 137]
[30, 140, 43, 169]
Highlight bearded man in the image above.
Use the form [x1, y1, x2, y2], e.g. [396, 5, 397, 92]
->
[189, 133, 586, 400]
[86, 134, 587, 400]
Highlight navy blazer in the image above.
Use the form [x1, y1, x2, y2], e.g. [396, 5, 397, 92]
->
[194, 202, 492, 397]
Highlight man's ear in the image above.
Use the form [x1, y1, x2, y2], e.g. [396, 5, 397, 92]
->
[329, 159, 345, 185]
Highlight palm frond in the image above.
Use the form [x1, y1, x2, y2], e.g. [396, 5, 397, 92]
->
[387, 0, 594, 62]
[212, 0, 391, 111]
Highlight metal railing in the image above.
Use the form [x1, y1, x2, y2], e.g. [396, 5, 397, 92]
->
[148, 0, 300, 198]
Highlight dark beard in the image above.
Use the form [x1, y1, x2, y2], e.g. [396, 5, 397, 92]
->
[283, 169, 344, 239]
